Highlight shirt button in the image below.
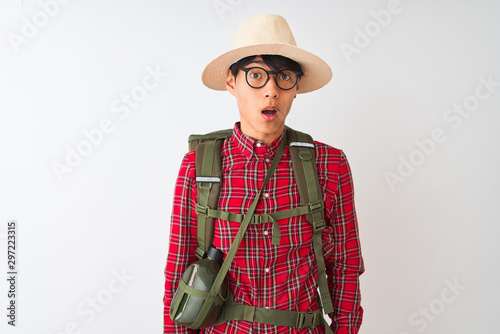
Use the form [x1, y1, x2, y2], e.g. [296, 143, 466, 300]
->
[264, 230, 269, 236]
[264, 268, 270, 273]
[256, 142, 262, 148]
[264, 193, 270, 198]
[265, 158, 271, 163]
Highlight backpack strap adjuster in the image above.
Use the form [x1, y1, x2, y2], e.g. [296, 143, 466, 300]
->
[296, 311, 318, 329]
[312, 219, 326, 233]
[308, 202, 322, 213]
[195, 246, 206, 259]
[195, 204, 208, 216]
[250, 214, 263, 224]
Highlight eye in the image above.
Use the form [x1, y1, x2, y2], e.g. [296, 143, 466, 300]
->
[278, 73, 291, 81]
[250, 72, 262, 79]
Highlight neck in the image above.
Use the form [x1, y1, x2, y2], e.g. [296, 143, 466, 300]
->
[239, 122, 284, 146]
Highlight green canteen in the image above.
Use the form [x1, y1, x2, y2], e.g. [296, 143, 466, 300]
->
[169, 247, 228, 329]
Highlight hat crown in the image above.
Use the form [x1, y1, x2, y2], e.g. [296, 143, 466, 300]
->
[232, 14, 297, 49]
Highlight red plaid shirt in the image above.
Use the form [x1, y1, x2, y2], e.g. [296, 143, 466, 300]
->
[164, 123, 364, 333]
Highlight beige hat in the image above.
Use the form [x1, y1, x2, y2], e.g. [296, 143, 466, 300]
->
[201, 14, 332, 94]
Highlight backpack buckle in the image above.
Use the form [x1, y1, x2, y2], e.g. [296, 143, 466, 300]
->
[308, 202, 322, 213]
[195, 246, 206, 259]
[196, 204, 208, 216]
[250, 215, 263, 224]
[312, 219, 325, 233]
[296, 312, 318, 329]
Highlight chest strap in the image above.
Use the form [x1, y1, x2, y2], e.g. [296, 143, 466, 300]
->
[196, 201, 323, 246]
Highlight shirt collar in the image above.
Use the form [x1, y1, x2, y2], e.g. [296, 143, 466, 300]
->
[230, 122, 286, 160]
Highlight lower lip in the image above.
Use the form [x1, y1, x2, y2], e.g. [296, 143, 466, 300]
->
[261, 111, 277, 121]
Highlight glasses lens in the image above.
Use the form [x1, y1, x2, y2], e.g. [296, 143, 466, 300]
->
[246, 68, 267, 88]
[276, 70, 297, 90]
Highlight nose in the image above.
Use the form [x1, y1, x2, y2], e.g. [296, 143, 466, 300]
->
[263, 75, 280, 99]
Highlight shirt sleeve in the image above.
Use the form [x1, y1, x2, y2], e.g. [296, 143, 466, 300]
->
[163, 152, 199, 334]
[322, 149, 365, 334]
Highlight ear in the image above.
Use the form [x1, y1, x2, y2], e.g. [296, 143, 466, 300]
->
[225, 71, 237, 96]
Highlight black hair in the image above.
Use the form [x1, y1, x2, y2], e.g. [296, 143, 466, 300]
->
[229, 55, 304, 80]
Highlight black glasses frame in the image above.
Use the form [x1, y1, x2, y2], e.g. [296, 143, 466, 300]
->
[240, 67, 299, 90]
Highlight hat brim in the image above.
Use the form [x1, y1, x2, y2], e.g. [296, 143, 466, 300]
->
[201, 43, 332, 94]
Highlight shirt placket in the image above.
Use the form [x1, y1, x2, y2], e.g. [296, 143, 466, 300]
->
[253, 141, 266, 313]
[255, 141, 277, 312]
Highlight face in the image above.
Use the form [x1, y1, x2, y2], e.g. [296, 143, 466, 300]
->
[225, 56, 299, 145]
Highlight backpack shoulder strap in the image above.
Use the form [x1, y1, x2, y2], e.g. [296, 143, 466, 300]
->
[287, 127, 324, 224]
[286, 126, 334, 315]
[188, 129, 234, 152]
[188, 129, 232, 259]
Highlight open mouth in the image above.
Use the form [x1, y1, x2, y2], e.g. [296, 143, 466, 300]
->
[262, 109, 277, 116]
[261, 106, 278, 121]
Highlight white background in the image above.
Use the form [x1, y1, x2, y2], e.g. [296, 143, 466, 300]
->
[1, 0, 499, 333]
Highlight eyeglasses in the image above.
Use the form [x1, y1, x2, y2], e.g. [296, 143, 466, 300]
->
[240, 67, 299, 90]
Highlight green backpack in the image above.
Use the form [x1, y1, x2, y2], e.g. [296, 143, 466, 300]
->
[176, 126, 334, 332]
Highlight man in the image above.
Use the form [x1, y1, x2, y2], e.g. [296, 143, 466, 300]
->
[164, 14, 364, 333]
